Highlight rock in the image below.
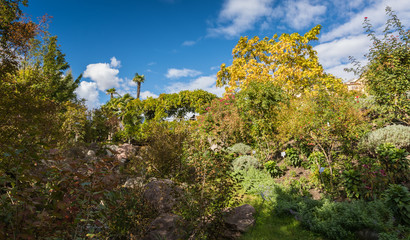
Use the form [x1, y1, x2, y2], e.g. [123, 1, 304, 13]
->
[123, 177, 144, 189]
[356, 229, 379, 240]
[222, 204, 256, 239]
[143, 213, 187, 240]
[86, 150, 96, 158]
[104, 144, 137, 163]
[143, 179, 182, 213]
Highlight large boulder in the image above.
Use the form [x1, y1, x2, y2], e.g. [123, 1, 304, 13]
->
[143, 179, 182, 213]
[222, 204, 256, 239]
[143, 213, 187, 240]
[105, 144, 137, 163]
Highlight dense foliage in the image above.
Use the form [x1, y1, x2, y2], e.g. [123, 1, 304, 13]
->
[348, 7, 409, 124]
[1, 2, 409, 239]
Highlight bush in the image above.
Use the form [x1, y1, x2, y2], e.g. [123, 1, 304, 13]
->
[360, 125, 410, 152]
[285, 148, 302, 167]
[232, 155, 260, 172]
[234, 167, 278, 196]
[272, 186, 395, 240]
[341, 169, 363, 199]
[138, 122, 188, 178]
[227, 143, 252, 156]
[96, 187, 158, 239]
[264, 161, 285, 178]
[375, 143, 409, 184]
[196, 95, 250, 147]
[383, 184, 410, 225]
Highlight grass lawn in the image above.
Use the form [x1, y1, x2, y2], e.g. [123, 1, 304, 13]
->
[240, 195, 325, 240]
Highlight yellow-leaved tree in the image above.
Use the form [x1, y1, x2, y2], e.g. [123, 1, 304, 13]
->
[217, 25, 345, 96]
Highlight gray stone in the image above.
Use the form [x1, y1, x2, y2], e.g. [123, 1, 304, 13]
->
[143, 213, 187, 240]
[356, 229, 379, 240]
[143, 179, 182, 213]
[222, 204, 256, 239]
[86, 150, 96, 158]
[123, 177, 144, 189]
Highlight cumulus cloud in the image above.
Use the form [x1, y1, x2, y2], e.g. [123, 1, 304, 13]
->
[316, 0, 410, 80]
[315, 34, 370, 69]
[281, 0, 327, 29]
[110, 57, 121, 68]
[208, 0, 274, 38]
[83, 62, 122, 91]
[165, 68, 202, 79]
[165, 75, 225, 97]
[75, 81, 100, 108]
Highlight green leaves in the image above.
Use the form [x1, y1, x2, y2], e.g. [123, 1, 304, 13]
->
[264, 161, 284, 178]
[383, 184, 410, 225]
[359, 8, 410, 124]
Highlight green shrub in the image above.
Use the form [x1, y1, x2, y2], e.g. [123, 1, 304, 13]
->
[272, 187, 395, 240]
[138, 122, 188, 178]
[307, 151, 326, 170]
[360, 125, 410, 152]
[285, 148, 302, 167]
[96, 188, 158, 238]
[264, 161, 285, 178]
[232, 155, 260, 172]
[375, 143, 409, 183]
[383, 184, 410, 225]
[227, 143, 252, 156]
[341, 169, 363, 199]
[234, 167, 278, 195]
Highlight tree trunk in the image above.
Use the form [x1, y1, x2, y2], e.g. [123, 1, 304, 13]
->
[137, 82, 141, 99]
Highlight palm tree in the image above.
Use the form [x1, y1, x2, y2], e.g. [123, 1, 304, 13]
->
[132, 73, 145, 99]
[106, 88, 116, 99]
[106, 88, 121, 99]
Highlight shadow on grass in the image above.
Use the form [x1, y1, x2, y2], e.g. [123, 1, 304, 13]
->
[241, 195, 325, 240]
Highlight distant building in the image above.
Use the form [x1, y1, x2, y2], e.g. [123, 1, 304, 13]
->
[344, 78, 365, 92]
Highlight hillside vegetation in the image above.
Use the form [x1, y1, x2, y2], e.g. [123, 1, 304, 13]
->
[0, 1, 409, 239]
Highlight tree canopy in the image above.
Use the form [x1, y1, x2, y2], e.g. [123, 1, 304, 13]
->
[217, 25, 344, 96]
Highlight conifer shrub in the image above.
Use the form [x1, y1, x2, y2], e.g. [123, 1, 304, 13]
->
[227, 143, 253, 156]
[232, 155, 260, 172]
[360, 125, 410, 152]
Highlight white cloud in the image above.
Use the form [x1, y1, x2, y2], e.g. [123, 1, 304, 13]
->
[282, 0, 326, 29]
[315, 34, 370, 68]
[182, 40, 197, 46]
[140, 91, 159, 99]
[165, 68, 202, 79]
[83, 62, 122, 91]
[165, 75, 225, 97]
[317, 0, 410, 81]
[110, 57, 121, 68]
[321, 0, 410, 42]
[325, 63, 359, 81]
[75, 81, 100, 108]
[208, 0, 274, 38]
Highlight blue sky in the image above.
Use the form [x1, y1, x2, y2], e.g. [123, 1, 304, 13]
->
[25, 0, 410, 108]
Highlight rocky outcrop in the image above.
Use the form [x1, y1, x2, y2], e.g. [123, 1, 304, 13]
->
[222, 204, 256, 239]
[143, 213, 187, 240]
